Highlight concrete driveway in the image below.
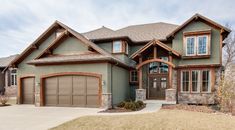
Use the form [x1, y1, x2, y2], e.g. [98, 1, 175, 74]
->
[0, 105, 102, 130]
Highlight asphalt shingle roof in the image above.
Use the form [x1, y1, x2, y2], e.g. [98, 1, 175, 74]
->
[0, 55, 19, 68]
[82, 22, 179, 42]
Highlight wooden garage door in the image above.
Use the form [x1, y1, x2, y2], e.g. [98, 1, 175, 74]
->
[44, 75, 99, 107]
[22, 77, 35, 104]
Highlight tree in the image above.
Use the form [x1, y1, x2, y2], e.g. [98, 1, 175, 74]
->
[223, 24, 235, 69]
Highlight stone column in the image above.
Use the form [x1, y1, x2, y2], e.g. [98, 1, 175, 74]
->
[136, 89, 146, 101]
[165, 89, 176, 102]
[102, 93, 112, 109]
[135, 55, 146, 101]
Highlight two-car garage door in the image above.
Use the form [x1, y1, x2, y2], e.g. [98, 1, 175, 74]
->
[43, 75, 100, 107]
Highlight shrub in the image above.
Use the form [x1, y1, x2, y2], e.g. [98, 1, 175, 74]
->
[0, 95, 9, 105]
[134, 102, 140, 109]
[124, 101, 137, 111]
[136, 100, 144, 107]
[117, 101, 126, 108]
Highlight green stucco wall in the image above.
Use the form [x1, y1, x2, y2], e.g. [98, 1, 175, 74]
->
[17, 34, 111, 95]
[97, 42, 112, 53]
[53, 37, 88, 55]
[111, 65, 130, 104]
[172, 21, 221, 66]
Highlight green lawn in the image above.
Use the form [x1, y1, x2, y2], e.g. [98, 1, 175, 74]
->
[50, 109, 235, 130]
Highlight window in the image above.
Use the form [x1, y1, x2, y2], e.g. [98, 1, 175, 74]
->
[11, 69, 17, 86]
[198, 36, 208, 55]
[181, 71, 190, 92]
[113, 41, 122, 53]
[149, 62, 159, 73]
[112, 40, 129, 54]
[185, 35, 209, 56]
[130, 70, 138, 82]
[192, 70, 200, 92]
[202, 70, 210, 92]
[186, 37, 196, 55]
[159, 57, 168, 73]
[180, 70, 211, 93]
[149, 57, 168, 74]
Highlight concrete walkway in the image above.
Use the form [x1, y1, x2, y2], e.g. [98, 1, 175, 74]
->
[98, 100, 176, 115]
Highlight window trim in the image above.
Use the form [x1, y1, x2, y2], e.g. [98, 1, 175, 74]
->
[185, 36, 196, 56]
[180, 69, 211, 94]
[191, 70, 200, 93]
[197, 35, 209, 56]
[112, 40, 129, 54]
[184, 34, 210, 57]
[181, 70, 190, 93]
[112, 40, 123, 53]
[10, 69, 17, 86]
[130, 70, 138, 83]
[201, 69, 211, 93]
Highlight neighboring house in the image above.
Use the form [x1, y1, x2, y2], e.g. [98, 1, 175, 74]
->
[0, 55, 18, 95]
[10, 13, 231, 108]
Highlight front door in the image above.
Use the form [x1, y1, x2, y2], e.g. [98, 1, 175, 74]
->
[148, 75, 168, 99]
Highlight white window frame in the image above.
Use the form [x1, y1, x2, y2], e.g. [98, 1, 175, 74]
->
[112, 40, 122, 53]
[197, 35, 209, 55]
[191, 70, 200, 93]
[185, 36, 196, 56]
[185, 35, 210, 56]
[201, 70, 211, 93]
[10, 69, 17, 86]
[181, 70, 190, 93]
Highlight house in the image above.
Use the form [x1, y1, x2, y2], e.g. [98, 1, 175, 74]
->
[9, 14, 231, 108]
[0, 55, 18, 95]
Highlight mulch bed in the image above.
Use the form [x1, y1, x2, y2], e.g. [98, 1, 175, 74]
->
[0, 104, 11, 107]
[100, 104, 146, 113]
[161, 104, 217, 113]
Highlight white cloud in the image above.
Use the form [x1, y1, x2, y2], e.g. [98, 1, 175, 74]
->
[0, 0, 234, 57]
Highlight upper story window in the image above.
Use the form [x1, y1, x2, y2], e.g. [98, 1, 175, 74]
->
[186, 37, 196, 55]
[185, 34, 210, 56]
[112, 40, 128, 54]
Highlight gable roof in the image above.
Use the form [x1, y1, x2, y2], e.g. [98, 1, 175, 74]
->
[0, 54, 19, 68]
[10, 20, 132, 69]
[130, 39, 181, 59]
[82, 22, 178, 43]
[166, 13, 231, 39]
[10, 21, 63, 67]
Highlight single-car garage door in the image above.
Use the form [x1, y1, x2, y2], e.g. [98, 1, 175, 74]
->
[43, 75, 100, 107]
[21, 77, 35, 104]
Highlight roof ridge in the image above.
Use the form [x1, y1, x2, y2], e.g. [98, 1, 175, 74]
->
[116, 22, 179, 30]
[82, 26, 114, 34]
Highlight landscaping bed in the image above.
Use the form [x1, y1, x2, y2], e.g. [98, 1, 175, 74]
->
[100, 100, 146, 113]
[162, 104, 221, 113]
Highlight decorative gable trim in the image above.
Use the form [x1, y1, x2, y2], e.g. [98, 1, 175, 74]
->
[166, 13, 231, 39]
[130, 39, 181, 59]
[9, 21, 63, 67]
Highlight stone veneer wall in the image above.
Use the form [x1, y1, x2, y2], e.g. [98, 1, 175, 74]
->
[178, 68, 221, 104]
[166, 69, 177, 102]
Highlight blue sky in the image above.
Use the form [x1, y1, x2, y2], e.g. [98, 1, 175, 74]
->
[0, 0, 234, 57]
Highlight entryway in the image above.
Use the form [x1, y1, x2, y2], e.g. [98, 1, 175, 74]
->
[148, 74, 168, 100]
